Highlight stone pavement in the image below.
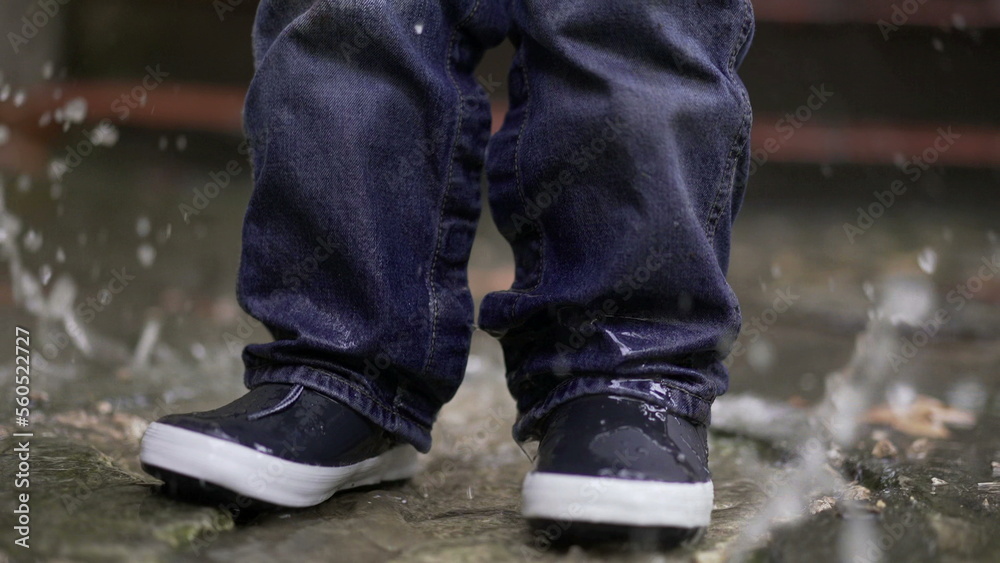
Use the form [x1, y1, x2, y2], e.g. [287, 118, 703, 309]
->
[2, 144, 1000, 561]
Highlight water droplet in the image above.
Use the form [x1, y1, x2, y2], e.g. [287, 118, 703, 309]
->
[50, 183, 63, 199]
[63, 98, 88, 124]
[932, 37, 944, 52]
[39, 264, 53, 285]
[918, 247, 938, 274]
[88, 121, 118, 146]
[862, 281, 875, 301]
[176, 135, 187, 151]
[190, 342, 207, 360]
[16, 174, 31, 193]
[0, 124, 9, 146]
[747, 338, 775, 373]
[414, 22, 424, 35]
[156, 223, 172, 244]
[13, 90, 26, 107]
[42, 61, 54, 79]
[0, 84, 10, 102]
[137, 243, 156, 267]
[55, 247, 66, 263]
[38, 111, 52, 127]
[771, 263, 782, 279]
[886, 382, 917, 413]
[98, 288, 113, 306]
[158, 136, 169, 150]
[136, 216, 151, 237]
[23, 229, 42, 252]
[952, 13, 967, 30]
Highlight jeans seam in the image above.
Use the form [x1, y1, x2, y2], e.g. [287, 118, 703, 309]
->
[705, 2, 754, 239]
[507, 46, 544, 322]
[420, 0, 484, 379]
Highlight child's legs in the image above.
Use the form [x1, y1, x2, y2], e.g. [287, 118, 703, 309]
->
[481, 0, 755, 441]
[238, 0, 508, 452]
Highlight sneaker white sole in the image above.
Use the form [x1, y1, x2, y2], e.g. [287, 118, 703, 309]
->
[521, 471, 713, 528]
[140, 422, 420, 507]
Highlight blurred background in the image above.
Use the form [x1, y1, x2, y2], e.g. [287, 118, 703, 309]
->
[2, 1, 1000, 561]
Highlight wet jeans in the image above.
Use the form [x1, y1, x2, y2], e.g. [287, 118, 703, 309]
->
[237, 0, 755, 452]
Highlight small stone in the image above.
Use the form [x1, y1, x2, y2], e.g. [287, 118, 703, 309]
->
[991, 461, 1000, 479]
[872, 438, 899, 459]
[843, 484, 872, 501]
[875, 499, 887, 512]
[29, 389, 50, 403]
[931, 477, 948, 487]
[96, 401, 113, 414]
[908, 438, 931, 460]
[810, 496, 837, 514]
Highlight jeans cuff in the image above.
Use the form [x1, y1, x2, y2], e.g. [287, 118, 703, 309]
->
[244, 363, 434, 453]
[511, 376, 715, 443]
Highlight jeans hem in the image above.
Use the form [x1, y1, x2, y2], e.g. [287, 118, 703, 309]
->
[244, 363, 434, 453]
[511, 376, 715, 443]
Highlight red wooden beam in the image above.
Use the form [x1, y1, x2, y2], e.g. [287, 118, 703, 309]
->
[750, 114, 1000, 168]
[0, 81, 245, 132]
[751, 0, 1000, 27]
[3, 83, 999, 173]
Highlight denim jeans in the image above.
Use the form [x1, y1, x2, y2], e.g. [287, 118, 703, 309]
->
[238, 0, 754, 453]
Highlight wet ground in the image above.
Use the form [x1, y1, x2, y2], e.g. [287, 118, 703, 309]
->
[2, 133, 1000, 562]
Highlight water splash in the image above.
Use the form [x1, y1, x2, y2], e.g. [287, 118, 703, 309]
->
[716, 302, 903, 558]
[131, 316, 162, 369]
[917, 247, 938, 275]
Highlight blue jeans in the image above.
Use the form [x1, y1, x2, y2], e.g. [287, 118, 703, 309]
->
[238, 0, 754, 453]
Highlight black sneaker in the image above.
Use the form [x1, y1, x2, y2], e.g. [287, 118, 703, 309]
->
[522, 395, 713, 548]
[140, 383, 419, 507]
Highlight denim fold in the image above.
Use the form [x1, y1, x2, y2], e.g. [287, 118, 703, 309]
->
[237, 0, 754, 450]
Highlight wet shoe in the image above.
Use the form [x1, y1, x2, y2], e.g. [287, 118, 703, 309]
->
[522, 395, 713, 548]
[140, 383, 419, 507]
